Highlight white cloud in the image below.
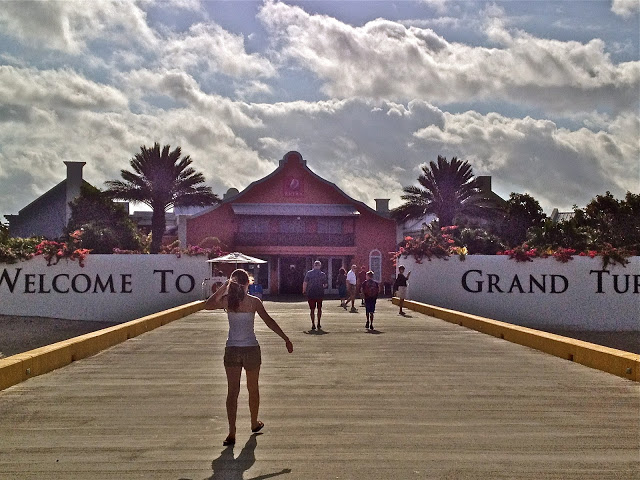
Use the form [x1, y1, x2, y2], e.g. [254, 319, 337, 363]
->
[611, 0, 640, 18]
[399, 16, 465, 30]
[0, 0, 157, 54]
[413, 110, 638, 210]
[118, 68, 263, 128]
[0, 64, 635, 218]
[0, 1, 637, 221]
[161, 22, 277, 78]
[0, 66, 129, 112]
[164, 0, 204, 12]
[257, 1, 639, 116]
[235, 80, 274, 99]
[0, 66, 273, 215]
[258, 136, 298, 157]
[419, 0, 450, 15]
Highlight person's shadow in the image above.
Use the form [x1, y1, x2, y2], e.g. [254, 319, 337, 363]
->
[304, 328, 328, 335]
[206, 434, 291, 480]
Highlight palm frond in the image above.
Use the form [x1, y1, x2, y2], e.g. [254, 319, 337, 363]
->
[394, 155, 485, 226]
[105, 143, 218, 252]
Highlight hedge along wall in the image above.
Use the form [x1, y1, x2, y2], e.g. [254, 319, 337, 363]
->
[400, 256, 639, 332]
[0, 255, 211, 323]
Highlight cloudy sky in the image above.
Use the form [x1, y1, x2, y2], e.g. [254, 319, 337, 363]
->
[0, 0, 638, 219]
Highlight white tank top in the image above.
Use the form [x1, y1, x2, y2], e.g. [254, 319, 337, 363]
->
[226, 311, 259, 347]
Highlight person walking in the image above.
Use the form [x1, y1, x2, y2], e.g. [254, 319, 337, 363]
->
[302, 260, 328, 330]
[346, 264, 358, 312]
[393, 265, 411, 315]
[361, 270, 380, 330]
[336, 267, 348, 309]
[205, 269, 293, 447]
[357, 266, 367, 306]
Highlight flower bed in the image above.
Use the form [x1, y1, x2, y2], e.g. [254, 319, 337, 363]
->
[393, 227, 635, 269]
[1, 231, 225, 267]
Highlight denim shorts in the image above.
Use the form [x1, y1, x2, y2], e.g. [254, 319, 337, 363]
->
[224, 345, 261, 370]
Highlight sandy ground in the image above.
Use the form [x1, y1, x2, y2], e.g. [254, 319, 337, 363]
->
[0, 315, 118, 359]
[0, 315, 637, 360]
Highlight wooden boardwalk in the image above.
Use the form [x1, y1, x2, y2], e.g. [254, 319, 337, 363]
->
[0, 299, 638, 479]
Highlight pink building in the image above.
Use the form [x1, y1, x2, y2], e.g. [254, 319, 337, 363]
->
[185, 151, 396, 295]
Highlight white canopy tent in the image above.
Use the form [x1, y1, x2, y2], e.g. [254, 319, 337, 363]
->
[203, 252, 268, 299]
[207, 252, 267, 270]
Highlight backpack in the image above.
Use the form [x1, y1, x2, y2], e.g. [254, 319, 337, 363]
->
[362, 279, 379, 298]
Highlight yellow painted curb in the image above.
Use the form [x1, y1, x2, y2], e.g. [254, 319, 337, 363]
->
[0, 300, 206, 392]
[393, 298, 640, 382]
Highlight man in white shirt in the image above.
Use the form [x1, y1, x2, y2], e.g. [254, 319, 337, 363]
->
[346, 264, 358, 312]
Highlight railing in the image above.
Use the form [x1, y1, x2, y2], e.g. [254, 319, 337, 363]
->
[235, 232, 355, 247]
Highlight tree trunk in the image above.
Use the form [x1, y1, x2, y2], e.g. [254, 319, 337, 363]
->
[150, 207, 166, 254]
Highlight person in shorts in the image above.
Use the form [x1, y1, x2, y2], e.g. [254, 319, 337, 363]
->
[362, 270, 379, 330]
[346, 264, 358, 312]
[303, 260, 328, 330]
[336, 267, 348, 309]
[393, 265, 411, 315]
[205, 269, 293, 447]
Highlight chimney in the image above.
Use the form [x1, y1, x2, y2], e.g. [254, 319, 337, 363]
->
[64, 161, 86, 224]
[375, 198, 390, 213]
[476, 176, 491, 193]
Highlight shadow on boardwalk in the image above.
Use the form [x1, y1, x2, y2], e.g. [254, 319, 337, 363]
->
[194, 434, 291, 480]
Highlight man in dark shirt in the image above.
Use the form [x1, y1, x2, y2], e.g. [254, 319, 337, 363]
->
[303, 260, 328, 330]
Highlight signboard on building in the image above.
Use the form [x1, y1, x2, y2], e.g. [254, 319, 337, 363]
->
[283, 177, 304, 197]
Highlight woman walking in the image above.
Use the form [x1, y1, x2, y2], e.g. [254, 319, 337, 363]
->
[336, 267, 348, 309]
[205, 269, 293, 446]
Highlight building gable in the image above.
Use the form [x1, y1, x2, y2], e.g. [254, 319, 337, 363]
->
[190, 151, 384, 221]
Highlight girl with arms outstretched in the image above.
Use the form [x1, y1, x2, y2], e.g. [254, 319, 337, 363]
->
[205, 269, 293, 446]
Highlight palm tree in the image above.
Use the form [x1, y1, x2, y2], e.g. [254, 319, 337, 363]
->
[392, 155, 489, 227]
[106, 143, 219, 253]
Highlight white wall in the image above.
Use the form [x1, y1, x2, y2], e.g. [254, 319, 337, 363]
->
[399, 256, 639, 331]
[0, 255, 210, 322]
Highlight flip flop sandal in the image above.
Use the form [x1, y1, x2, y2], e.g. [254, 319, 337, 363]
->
[251, 421, 264, 433]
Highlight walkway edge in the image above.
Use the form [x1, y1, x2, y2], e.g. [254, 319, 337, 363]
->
[0, 300, 206, 392]
[393, 298, 640, 382]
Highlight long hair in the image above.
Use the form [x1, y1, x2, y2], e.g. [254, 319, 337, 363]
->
[227, 269, 249, 312]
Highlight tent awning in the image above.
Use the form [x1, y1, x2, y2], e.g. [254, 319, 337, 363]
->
[207, 252, 267, 264]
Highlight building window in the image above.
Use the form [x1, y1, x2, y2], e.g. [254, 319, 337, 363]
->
[279, 217, 305, 233]
[239, 217, 270, 233]
[369, 249, 382, 283]
[317, 218, 343, 234]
